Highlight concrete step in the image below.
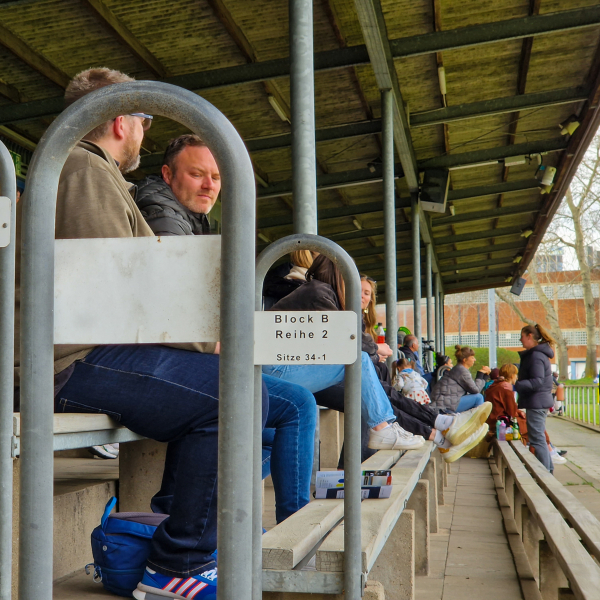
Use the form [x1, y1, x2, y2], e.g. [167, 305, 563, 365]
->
[11, 456, 119, 598]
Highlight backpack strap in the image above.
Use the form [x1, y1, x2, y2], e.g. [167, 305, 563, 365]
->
[101, 497, 118, 529]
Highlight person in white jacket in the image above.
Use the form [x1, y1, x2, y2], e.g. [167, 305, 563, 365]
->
[392, 358, 431, 405]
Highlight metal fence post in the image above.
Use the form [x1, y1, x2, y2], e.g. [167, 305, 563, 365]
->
[382, 89, 397, 365]
[0, 142, 16, 600]
[411, 195, 422, 362]
[290, 0, 317, 235]
[434, 274, 440, 354]
[19, 81, 256, 600]
[255, 234, 362, 600]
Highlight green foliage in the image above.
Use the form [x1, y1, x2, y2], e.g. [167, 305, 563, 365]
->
[445, 346, 521, 376]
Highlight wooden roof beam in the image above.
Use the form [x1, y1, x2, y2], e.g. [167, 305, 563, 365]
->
[0, 23, 70, 88]
[4, 5, 599, 124]
[81, 0, 171, 78]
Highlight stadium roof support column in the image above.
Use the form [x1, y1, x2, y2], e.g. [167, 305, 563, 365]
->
[426, 245, 433, 366]
[353, 0, 441, 285]
[434, 273, 441, 353]
[412, 195, 422, 363]
[382, 89, 398, 365]
[488, 288, 497, 368]
[290, 0, 317, 234]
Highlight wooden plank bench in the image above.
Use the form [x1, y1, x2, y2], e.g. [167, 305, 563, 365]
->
[492, 439, 600, 600]
[11, 412, 144, 457]
[262, 442, 446, 599]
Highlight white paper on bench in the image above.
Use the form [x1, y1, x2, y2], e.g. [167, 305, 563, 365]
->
[54, 236, 221, 344]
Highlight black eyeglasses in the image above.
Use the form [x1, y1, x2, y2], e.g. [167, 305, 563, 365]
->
[360, 274, 376, 284]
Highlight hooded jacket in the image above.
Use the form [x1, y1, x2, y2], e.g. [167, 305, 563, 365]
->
[514, 343, 554, 409]
[136, 175, 211, 236]
[429, 364, 487, 411]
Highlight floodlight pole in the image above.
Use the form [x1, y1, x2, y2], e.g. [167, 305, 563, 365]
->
[382, 89, 397, 365]
[411, 195, 422, 362]
[0, 142, 16, 600]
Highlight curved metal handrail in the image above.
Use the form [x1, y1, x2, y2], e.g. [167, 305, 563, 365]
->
[20, 81, 255, 600]
[255, 234, 363, 600]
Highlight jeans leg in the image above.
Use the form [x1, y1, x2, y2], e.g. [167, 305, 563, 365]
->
[57, 345, 222, 577]
[262, 428, 275, 479]
[527, 408, 553, 473]
[359, 352, 396, 428]
[263, 375, 317, 522]
[262, 364, 344, 392]
[455, 393, 484, 412]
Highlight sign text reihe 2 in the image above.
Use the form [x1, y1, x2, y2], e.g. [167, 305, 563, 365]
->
[254, 311, 358, 365]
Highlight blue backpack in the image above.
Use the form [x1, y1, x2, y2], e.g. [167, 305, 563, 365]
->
[86, 497, 168, 597]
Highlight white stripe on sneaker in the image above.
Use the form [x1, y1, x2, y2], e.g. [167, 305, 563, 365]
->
[163, 578, 182, 592]
[176, 579, 196, 594]
[187, 582, 208, 598]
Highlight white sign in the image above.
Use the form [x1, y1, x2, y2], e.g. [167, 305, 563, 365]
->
[54, 236, 221, 344]
[254, 311, 358, 365]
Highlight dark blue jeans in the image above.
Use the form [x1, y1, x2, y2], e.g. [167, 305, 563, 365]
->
[56, 344, 267, 577]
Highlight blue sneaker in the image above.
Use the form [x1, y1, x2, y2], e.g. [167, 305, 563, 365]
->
[133, 562, 217, 599]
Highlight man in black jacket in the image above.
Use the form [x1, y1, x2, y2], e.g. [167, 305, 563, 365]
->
[136, 134, 219, 236]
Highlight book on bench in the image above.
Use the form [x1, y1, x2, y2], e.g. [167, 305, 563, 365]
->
[315, 470, 392, 499]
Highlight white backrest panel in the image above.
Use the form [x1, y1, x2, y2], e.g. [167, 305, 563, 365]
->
[54, 236, 221, 344]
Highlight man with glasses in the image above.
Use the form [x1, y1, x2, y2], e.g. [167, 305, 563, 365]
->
[15, 68, 227, 598]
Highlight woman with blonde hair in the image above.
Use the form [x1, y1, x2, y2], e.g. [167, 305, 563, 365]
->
[515, 323, 556, 473]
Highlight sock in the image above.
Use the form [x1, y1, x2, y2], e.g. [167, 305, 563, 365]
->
[433, 430, 452, 448]
[372, 424, 391, 432]
[435, 414, 454, 431]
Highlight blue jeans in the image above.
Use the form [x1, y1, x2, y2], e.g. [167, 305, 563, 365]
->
[455, 393, 484, 412]
[56, 344, 268, 577]
[526, 408, 552, 473]
[263, 352, 395, 428]
[262, 374, 317, 523]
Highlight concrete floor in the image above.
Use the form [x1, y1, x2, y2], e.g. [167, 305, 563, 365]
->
[416, 458, 523, 600]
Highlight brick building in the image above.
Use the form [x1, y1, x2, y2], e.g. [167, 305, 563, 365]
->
[377, 270, 600, 378]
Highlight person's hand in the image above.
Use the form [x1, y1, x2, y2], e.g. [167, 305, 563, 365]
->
[214, 342, 221, 355]
[517, 409, 526, 419]
[479, 365, 491, 374]
[377, 343, 392, 357]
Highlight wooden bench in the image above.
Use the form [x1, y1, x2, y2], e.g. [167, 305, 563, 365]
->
[492, 439, 600, 600]
[262, 442, 447, 599]
[11, 412, 144, 457]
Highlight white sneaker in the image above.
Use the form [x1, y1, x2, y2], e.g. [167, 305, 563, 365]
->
[90, 444, 119, 459]
[368, 423, 426, 450]
[439, 423, 489, 463]
[551, 450, 567, 464]
[445, 402, 492, 446]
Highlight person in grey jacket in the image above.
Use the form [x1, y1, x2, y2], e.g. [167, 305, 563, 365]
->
[430, 345, 491, 412]
[515, 324, 556, 473]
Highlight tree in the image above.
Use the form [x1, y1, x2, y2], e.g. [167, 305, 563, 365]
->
[496, 254, 570, 379]
[545, 136, 600, 377]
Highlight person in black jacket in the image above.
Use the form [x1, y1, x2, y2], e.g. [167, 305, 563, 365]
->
[515, 323, 556, 473]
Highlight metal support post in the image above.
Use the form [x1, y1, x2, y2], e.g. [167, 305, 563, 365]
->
[382, 89, 397, 365]
[256, 234, 363, 600]
[411, 195, 422, 363]
[290, 0, 317, 234]
[19, 82, 256, 600]
[434, 274, 440, 354]
[425, 245, 433, 369]
[488, 288, 497, 368]
[441, 290, 445, 351]
[0, 142, 16, 600]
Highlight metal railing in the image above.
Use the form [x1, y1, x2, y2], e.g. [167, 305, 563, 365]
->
[255, 234, 362, 600]
[18, 81, 256, 600]
[563, 384, 600, 426]
[0, 141, 16, 600]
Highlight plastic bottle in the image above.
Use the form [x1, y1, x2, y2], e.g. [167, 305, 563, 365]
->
[499, 422, 507, 442]
[511, 418, 521, 441]
[496, 420, 501, 439]
[376, 323, 385, 344]
[505, 426, 513, 441]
